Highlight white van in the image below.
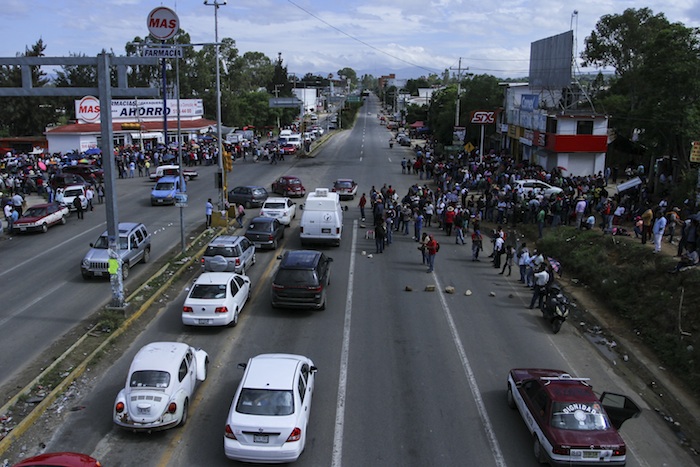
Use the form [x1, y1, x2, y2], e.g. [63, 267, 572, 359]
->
[300, 188, 344, 246]
[286, 134, 302, 148]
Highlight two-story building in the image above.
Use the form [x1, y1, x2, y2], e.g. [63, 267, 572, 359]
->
[498, 83, 609, 177]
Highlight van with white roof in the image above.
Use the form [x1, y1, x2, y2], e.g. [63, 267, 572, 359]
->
[299, 188, 343, 246]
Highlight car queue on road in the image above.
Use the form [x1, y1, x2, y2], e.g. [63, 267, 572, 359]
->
[4, 104, 693, 467]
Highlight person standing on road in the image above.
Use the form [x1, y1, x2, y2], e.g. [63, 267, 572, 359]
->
[384, 205, 395, 245]
[97, 184, 105, 204]
[444, 206, 455, 236]
[236, 204, 245, 228]
[85, 185, 95, 211]
[73, 195, 84, 220]
[517, 243, 530, 283]
[652, 209, 667, 253]
[500, 245, 515, 276]
[374, 221, 386, 254]
[493, 234, 505, 269]
[205, 198, 214, 228]
[425, 234, 438, 273]
[424, 200, 434, 227]
[471, 229, 483, 261]
[413, 208, 424, 241]
[529, 264, 550, 309]
[4, 203, 14, 232]
[419, 232, 430, 264]
[11, 192, 24, 218]
[358, 193, 367, 222]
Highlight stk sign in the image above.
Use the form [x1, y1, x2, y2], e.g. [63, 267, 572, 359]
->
[470, 110, 496, 125]
[147, 7, 180, 41]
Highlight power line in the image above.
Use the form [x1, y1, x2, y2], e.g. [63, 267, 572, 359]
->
[286, 0, 437, 74]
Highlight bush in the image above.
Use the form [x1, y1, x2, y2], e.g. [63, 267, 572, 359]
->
[538, 227, 700, 397]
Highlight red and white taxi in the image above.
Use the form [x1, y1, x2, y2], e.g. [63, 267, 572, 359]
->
[331, 178, 358, 200]
[507, 368, 640, 466]
[12, 202, 69, 233]
[114, 342, 208, 432]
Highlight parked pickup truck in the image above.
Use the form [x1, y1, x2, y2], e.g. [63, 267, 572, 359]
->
[149, 164, 198, 181]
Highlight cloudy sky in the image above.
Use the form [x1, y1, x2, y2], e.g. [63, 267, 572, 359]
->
[2, 0, 699, 80]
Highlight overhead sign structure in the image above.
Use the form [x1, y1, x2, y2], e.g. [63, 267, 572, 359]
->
[147, 6, 180, 41]
[144, 47, 183, 58]
[268, 97, 304, 108]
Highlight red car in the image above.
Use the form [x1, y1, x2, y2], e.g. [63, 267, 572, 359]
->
[507, 368, 640, 466]
[13, 451, 101, 466]
[12, 202, 69, 234]
[271, 176, 306, 197]
[279, 143, 297, 156]
[331, 178, 358, 200]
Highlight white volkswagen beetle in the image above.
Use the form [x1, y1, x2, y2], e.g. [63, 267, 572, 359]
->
[224, 354, 317, 463]
[113, 342, 208, 432]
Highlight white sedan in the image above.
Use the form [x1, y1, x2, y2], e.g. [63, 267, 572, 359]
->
[113, 342, 208, 432]
[259, 197, 297, 225]
[182, 272, 251, 326]
[60, 184, 88, 211]
[224, 354, 317, 463]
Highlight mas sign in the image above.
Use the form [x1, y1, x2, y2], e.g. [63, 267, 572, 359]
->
[76, 96, 100, 123]
[147, 7, 180, 41]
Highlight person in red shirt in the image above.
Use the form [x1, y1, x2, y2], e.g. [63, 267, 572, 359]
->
[426, 234, 439, 273]
[358, 193, 367, 221]
[444, 206, 456, 236]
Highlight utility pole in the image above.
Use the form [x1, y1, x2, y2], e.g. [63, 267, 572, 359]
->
[204, 0, 227, 210]
[451, 57, 465, 127]
[0, 54, 158, 309]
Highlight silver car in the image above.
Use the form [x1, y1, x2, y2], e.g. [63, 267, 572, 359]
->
[81, 222, 151, 279]
[201, 235, 256, 275]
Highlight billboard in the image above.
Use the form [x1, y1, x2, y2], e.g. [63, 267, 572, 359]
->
[529, 31, 573, 89]
[75, 98, 203, 123]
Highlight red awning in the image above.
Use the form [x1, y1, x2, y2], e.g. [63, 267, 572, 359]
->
[409, 121, 424, 128]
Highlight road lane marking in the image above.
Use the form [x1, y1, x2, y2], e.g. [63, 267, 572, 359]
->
[431, 272, 507, 467]
[0, 223, 105, 279]
[331, 220, 357, 467]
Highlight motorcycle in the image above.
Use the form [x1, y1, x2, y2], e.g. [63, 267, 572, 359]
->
[541, 283, 569, 333]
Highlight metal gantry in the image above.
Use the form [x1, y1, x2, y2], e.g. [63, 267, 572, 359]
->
[0, 53, 159, 309]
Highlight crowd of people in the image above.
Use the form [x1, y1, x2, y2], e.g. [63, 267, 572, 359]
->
[363, 137, 700, 281]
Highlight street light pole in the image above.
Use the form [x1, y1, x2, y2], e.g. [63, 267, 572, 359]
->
[204, 0, 226, 210]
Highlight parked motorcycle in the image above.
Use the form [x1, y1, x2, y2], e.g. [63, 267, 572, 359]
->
[541, 283, 569, 333]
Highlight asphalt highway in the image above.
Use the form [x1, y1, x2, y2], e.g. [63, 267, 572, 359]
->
[2, 96, 695, 466]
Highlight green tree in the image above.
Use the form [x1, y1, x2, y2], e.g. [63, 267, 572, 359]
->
[581, 8, 700, 170]
[337, 67, 357, 88]
[0, 39, 54, 136]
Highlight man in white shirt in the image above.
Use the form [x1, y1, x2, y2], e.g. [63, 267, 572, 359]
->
[529, 264, 550, 309]
[652, 209, 667, 253]
[575, 197, 587, 229]
[4, 203, 14, 232]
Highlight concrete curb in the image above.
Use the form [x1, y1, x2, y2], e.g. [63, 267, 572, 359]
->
[0, 226, 222, 456]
